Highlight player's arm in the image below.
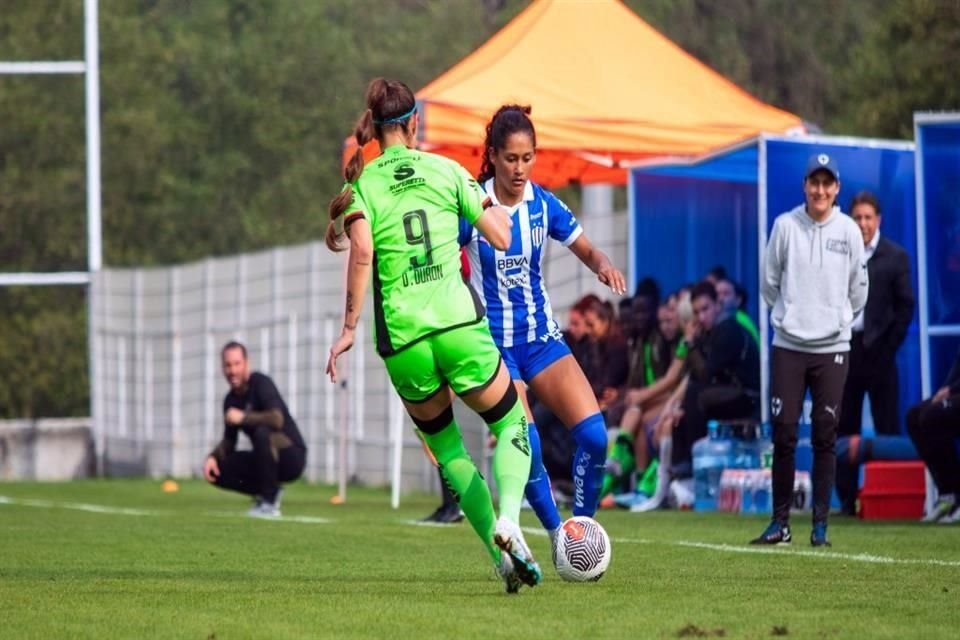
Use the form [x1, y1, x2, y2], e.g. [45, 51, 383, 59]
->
[568, 235, 626, 296]
[546, 192, 625, 295]
[326, 216, 373, 383]
[452, 162, 511, 250]
[473, 205, 512, 250]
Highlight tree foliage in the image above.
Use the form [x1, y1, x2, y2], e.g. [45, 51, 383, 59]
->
[0, 0, 957, 417]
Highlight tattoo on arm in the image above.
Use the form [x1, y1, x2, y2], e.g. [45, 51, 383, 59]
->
[346, 291, 355, 315]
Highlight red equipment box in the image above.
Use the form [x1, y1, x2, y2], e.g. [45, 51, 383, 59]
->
[858, 461, 927, 520]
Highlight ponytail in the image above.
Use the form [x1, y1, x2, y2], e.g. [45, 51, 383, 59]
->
[326, 78, 416, 252]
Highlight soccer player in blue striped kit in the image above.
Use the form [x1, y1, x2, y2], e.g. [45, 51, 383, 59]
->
[459, 105, 626, 561]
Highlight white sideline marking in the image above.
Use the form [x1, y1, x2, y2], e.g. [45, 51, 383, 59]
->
[0, 496, 331, 524]
[0, 495, 157, 516]
[520, 526, 960, 569]
[400, 518, 461, 528]
[206, 510, 331, 524]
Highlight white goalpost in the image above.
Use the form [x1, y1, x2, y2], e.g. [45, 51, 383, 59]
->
[0, 0, 103, 470]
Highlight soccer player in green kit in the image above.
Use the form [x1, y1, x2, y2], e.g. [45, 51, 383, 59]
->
[324, 78, 541, 593]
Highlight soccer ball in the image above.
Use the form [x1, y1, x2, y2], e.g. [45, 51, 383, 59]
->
[553, 516, 611, 582]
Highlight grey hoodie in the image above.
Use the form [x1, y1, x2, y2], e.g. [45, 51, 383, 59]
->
[762, 205, 869, 353]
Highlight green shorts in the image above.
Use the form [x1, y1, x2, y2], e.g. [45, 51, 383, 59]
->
[383, 319, 501, 402]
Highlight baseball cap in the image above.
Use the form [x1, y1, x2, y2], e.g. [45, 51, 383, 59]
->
[805, 153, 840, 181]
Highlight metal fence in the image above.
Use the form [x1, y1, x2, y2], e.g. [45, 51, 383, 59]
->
[92, 206, 628, 495]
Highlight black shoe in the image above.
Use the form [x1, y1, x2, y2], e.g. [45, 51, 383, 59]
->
[421, 504, 463, 523]
[749, 520, 792, 545]
[810, 522, 831, 547]
[435, 505, 465, 524]
[420, 505, 448, 523]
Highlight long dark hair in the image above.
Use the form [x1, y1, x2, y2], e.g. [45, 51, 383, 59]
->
[477, 104, 537, 183]
[328, 78, 416, 226]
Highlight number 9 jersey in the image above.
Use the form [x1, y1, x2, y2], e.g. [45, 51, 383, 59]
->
[341, 145, 490, 357]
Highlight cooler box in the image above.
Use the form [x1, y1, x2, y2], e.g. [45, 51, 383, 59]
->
[858, 461, 927, 520]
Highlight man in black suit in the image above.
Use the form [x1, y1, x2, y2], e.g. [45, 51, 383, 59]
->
[837, 192, 915, 513]
[840, 192, 915, 436]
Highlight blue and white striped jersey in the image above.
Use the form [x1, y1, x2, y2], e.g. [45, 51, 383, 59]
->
[458, 179, 583, 348]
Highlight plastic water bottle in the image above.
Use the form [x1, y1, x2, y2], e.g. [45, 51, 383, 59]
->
[759, 423, 773, 470]
[752, 469, 772, 513]
[693, 420, 731, 512]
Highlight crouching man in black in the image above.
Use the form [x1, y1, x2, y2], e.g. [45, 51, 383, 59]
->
[203, 341, 307, 518]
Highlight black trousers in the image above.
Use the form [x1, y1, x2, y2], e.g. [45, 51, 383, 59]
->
[770, 347, 849, 525]
[839, 332, 901, 436]
[214, 427, 306, 502]
[671, 382, 760, 477]
[906, 395, 960, 495]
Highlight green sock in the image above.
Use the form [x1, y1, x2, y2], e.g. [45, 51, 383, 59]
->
[638, 458, 659, 497]
[421, 419, 500, 565]
[486, 400, 531, 524]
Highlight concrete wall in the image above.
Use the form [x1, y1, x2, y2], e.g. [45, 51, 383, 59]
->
[0, 419, 94, 480]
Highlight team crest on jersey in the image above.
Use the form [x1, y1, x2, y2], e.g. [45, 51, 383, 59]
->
[531, 224, 545, 248]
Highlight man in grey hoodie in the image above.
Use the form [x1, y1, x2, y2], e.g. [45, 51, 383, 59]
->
[751, 153, 868, 547]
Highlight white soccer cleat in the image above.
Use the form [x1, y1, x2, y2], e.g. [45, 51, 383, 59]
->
[493, 516, 542, 588]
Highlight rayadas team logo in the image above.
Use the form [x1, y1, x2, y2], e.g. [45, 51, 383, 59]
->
[817, 153, 830, 166]
[531, 225, 545, 248]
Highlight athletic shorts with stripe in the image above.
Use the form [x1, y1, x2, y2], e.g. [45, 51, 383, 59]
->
[383, 319, 501, 402]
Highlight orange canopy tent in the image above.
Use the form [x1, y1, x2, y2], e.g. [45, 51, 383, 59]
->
[344, 0, 803, 187]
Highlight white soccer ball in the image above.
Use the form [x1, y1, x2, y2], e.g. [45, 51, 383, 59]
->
[553, 516, 611, 582]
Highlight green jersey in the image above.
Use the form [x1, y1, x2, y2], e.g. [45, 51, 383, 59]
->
[344, 144, 489, 356]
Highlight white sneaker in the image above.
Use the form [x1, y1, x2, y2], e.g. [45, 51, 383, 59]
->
[247, 500, 281, 519]
[629, 495, 663, 512]
[937, 503, 960, 524]
[923, 497, 956, 523]
[495, 553, 521, 594]
[493, 516, 542, 588]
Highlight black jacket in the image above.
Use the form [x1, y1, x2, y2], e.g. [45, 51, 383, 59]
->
[862, 235, 915, 361]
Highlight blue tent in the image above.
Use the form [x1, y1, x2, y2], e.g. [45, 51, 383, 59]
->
[915, 114, 960, 395]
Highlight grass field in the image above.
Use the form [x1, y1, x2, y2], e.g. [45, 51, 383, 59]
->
[1, 479, 957, 639]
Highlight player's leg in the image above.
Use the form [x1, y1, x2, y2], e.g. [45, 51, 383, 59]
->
[526, 352, 608, 517]
[505, 344, 562, 539]
[438, 323, 541, 587]
[383, 340, 501, 567]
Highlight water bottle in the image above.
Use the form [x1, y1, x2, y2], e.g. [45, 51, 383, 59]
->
[740, 470, 754, 514]
[752, 469, 772, 513]
[759, 423, 774, 470]
[693, 420, 731, 511]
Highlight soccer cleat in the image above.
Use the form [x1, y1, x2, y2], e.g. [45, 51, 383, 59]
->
[436, 506, 465, 524]
[937, 502, 960, 525]
[922, 498, 956, 523]
[420, 504, 464, 524]
[493, 516, 542, 588]
[810, 522, 831, 547]
[496, 553, 522, 594]
[749, 520, 792, 545]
